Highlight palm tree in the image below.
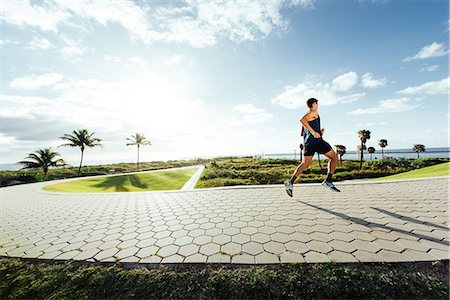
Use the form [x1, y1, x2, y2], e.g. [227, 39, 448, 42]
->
[357, 144, 366, 168]
[358, 129, 371, 169]
[17, 148, 66, 180]
[413, 144, 425, 158]
[334, 145, 346, 165]
[59, 129, 103, 175]
[299, 144, 304, 162]
[378, 139, 388, 158]
[368, 147, 375, 160]
[126, 133, 151, 171]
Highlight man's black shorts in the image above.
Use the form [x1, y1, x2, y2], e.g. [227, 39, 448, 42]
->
[304, 140, 332, 156]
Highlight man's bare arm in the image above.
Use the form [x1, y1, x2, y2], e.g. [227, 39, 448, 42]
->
[300, 113, 321, 138]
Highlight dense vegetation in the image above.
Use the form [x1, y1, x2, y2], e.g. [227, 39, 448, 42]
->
[195, 157, 449, 188]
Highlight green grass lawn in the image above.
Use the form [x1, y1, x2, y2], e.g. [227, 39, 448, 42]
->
[42, 167, 198, 192]
[0, 258, 448, 299]
[374, 162, 450, 181]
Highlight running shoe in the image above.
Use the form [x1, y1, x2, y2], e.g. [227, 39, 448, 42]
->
[321, 180, 340, 192]
[284, 180, 293, 197]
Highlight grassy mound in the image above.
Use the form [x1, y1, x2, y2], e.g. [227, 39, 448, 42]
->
[374, 162, 450, 180]
[42, 167, 198, 193]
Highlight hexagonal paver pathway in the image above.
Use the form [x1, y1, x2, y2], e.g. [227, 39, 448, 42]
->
[0, 176, 448, 264]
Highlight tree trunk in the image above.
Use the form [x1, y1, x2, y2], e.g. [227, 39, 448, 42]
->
[381, 148, 384, 158]
[359, 141, 364, 169]
[417, 152, 419, 158]
[317, 153, 322, 168]
[137, 145, 140, 171]
[78, 149, 84, 175]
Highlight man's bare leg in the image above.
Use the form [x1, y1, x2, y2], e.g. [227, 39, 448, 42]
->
[323, 149, 338, 178]
[321, 149, 340, 192]
[291, 155, 314, 183]
[284, 156, 313, 197]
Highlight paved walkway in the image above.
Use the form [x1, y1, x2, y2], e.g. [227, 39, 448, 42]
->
[181, 165, 205, 190]
[0, 176, 448, 264]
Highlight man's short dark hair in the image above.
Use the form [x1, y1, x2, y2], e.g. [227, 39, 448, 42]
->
[307, 98, 318, 108]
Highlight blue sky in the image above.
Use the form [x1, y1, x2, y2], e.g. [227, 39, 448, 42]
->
[1, 0, 449, 165]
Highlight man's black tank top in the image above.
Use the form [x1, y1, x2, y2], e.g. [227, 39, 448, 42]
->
[303, 115, 323, 146]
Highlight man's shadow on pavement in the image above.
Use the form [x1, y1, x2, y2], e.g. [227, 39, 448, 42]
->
[297, 201, 449, 247]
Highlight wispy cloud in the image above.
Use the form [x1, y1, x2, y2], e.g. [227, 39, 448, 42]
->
[10, 73, 63, 89]
[0, 0, 68, 32]
[223, 104, 274, 125]
[0, 0, 314, 48]
[272, 72, 363, 108]
[403, 42, 448, 62]
[356, 121, 387, 127]
[104, 54, 122, 63]
[166, 54, 183, 65]
[0, 39, 20, 46]
[128, 56, 147, 67]
[27, 37, 54, 50]
[420, 64, 439, 72]
[397, 77, 449, 95]
[361, 73, 387, 88]
[348, 97, 419, 115]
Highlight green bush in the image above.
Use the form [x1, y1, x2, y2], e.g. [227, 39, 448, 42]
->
[412, 158, 448, 169]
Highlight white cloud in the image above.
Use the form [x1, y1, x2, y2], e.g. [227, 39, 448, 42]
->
[0, 0, 314, 48]
[331, 72, 358, 92]
[4, 73, 206, 138]
[290, 0, 315, 8]
[0, 39, 20, 46]
[361, 73, 387, 88]
[129, 56, 147, 67]
[234, 104, 266, 114]
[272, 72, 363, 109]
[356, 121, 387, 127]
[420, 65, 439, 72]
[0, 94, 53, 118]
[0, 0, 68, 32]
[61, 45, 86, 61]
[104, 54, 122, 63]
[348, 97, 419, 115]
[10, 73, 63, 89]
[166, 54, 183, 65]
[337, 93, 366, 103]
[403, 42, 448, 62]
[397, 77, 449, 95]
[28, 37, 54, 49]
[224, 104, 274, 125]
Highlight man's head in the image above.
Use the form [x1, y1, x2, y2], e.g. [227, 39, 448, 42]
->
[307, 98, 318, 111]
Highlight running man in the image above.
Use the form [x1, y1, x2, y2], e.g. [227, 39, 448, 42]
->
[284, 98, 340, 197]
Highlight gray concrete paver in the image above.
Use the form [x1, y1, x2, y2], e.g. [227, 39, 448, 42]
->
[0, 176, 448, 264]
